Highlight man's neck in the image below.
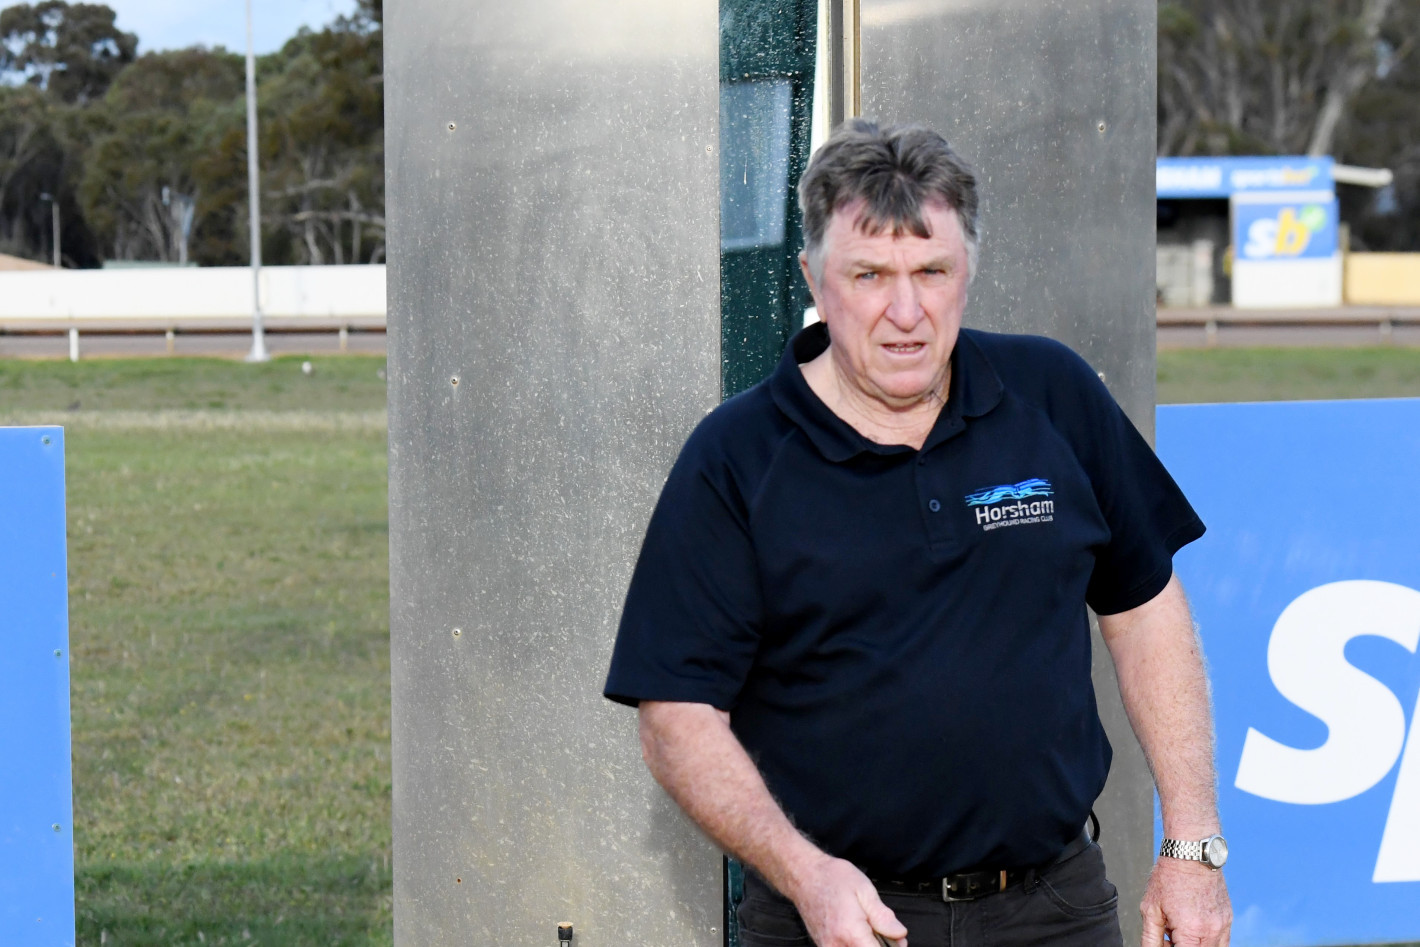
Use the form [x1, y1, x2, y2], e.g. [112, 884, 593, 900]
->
[800, 349, 948, 451]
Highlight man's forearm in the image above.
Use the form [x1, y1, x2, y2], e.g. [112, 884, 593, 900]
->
[638, 700, 824, 894]
[1101, 573, 1232, 946]
[1099, 574, 1220, 837]
[638, 701, 908, 947]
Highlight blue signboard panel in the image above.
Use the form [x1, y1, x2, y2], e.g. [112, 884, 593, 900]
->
[1156, 156, 1334, 198]
[1234, 193, 1339, 262]
[1158, 400, 1420, 947]
[0, 427, 74, 947]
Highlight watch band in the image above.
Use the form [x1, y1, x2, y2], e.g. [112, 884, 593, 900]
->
[1158, 838, 1206, 861]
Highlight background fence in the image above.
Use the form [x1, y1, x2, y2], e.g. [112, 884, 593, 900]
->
[0, 265, 385, 325]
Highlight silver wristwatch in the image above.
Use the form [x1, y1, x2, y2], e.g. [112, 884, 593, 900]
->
[1159, 834, 1228, 869]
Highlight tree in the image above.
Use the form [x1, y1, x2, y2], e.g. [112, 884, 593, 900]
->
[1157, 0, 1402, 157]
[0, 0, 388, 265]
[258, 16, 385, 264]
[76, 47, 245, 262]
[0, 1, 136, 104]
[1340, 3, 1420, 251]
[103, 45, 243, 113]
[0, 84, 58, 256]
[72, 8, 387, 267]
[354, 0, 381, 27]
[79, 109, 202, 261]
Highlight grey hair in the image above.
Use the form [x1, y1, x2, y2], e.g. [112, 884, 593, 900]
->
[799, 119, 980, 284]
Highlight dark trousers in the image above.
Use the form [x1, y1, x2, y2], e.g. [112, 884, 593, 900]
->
[737, 839, 1124, 947]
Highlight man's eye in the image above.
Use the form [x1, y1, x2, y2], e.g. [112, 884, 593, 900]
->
[856, 271, 878, 281]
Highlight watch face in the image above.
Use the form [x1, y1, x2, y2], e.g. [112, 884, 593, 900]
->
[1205, 836, 1228, 868]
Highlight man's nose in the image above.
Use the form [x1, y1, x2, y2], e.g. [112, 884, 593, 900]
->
[883, 274, 924, 329]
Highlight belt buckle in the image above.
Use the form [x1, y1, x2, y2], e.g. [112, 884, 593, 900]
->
[941, 870, 1007, 903]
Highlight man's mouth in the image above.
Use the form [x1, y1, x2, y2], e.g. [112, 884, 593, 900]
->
[882, 342, 927, 354]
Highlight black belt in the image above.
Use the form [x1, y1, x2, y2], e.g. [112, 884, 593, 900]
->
[870, 829, 1093, 903]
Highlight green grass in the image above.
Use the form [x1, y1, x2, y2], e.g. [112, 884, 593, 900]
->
[47, 407, 393, 944]
[1157, 347, 1420, 404]
[0, 355, 388, 413]
[4, 348, 1416, 412]
[3, 349, 1418, 945]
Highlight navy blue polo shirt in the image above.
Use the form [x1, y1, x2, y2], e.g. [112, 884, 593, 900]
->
[605, 322, 1204, 877]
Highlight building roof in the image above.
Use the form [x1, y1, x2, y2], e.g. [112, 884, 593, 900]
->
[0, 253, 54, 272]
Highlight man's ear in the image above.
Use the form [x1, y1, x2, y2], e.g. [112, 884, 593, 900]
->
[798, 252, 819, 303]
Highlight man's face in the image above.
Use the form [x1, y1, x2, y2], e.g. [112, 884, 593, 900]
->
[802, 200, 971, 410]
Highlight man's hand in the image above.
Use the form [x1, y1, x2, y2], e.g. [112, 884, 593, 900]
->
[785, 853, 907, 947]
[1139, 858, 1231, 947]
[1100, 576, 1232, 947]
[638, 701, 907, 947]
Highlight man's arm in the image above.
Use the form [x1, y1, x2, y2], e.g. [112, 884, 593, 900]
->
[1098, 573, 1232, 947]
[638, 700, 907, 947]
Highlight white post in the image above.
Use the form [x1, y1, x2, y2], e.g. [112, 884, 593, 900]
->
[244, 0, 270, 363]
[68, 328, 79, 363]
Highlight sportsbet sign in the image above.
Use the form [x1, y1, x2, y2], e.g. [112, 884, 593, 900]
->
[1231, 187, 1342, 307]
[1236, 196, 1338, 262]
[1156, 156, 1342, 308]
[1158, 399, 1420, 947]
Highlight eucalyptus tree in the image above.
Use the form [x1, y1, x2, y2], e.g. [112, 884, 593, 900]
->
[0, 84, 59, 256]
[0, 0, 136, 103]
[1157, 0, 1403, 157]
[258, 10, 384, 265]
[76, 46, 245, 262]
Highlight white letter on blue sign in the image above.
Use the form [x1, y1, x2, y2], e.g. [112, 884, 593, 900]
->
[1233, 580, 1420, 882]
[1375, 681, 1420, 882]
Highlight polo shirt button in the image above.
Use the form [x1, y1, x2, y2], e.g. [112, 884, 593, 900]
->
[928, 499, 941, 513]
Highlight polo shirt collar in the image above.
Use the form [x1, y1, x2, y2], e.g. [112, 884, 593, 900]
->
[769, 321, 1005, 462]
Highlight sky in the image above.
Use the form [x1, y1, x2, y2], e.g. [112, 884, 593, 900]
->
[102, 0, 360, 56]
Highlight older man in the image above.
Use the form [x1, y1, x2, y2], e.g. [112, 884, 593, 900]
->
[604, 120, 1231, 947]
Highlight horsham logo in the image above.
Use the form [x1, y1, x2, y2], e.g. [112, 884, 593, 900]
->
[965, 478, 1055, 532]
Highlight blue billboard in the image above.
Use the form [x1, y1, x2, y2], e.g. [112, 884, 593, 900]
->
[1157, 156, 1334, 199]
[0, 427, 74, 947]
[1158, 400, 1420, 947]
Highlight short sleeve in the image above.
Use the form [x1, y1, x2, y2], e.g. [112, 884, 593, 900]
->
[603, 425, 766, 709]
[1061, 356, 1205, 615]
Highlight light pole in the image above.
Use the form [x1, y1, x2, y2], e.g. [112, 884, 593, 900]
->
[38, 192, 60, 267]
[244, 0, 270, 362]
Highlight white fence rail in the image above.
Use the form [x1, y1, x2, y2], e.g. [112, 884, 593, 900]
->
[1158, 305, 1420, 346]
[0, 264, 385, 324]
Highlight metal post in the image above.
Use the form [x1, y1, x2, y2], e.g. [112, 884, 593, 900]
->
[385, 0, 721, 942]
[244, 0, 270, 363]
[67, 328, 79, 363]
[39, 193, 60, 268]
[825, 0, 860, 128]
